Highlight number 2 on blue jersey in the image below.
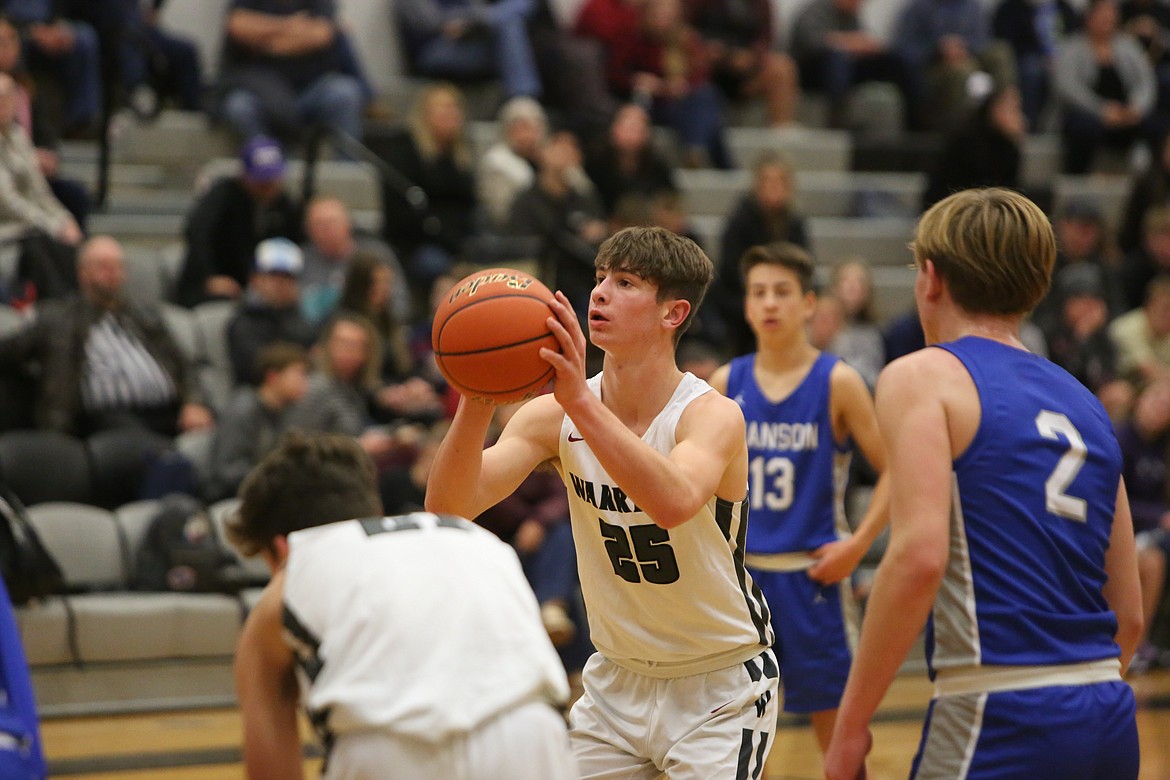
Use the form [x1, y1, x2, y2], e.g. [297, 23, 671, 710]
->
[1035, 410, 1088, 523]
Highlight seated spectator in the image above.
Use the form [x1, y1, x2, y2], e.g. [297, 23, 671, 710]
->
[892, 0, 1017, 134]
[0, 71, 80, 303]
[214, 0, 366, 144]
[478, 96, 548, 229]
[0, 0, 100, 134]
[1114, 376, 1170, 673]
[992, 0, 1079, 131]
[299, 195, 409, 326]
[1110, 272, 1170, 383]
[337, 251, 444, 425]
[583, 103, 678, 216]
[505, 130, 607, 320]
[922, 85, 1026, 210]
[375, 83, 478, 303]
[1120, 130, 1170, 253]
[1121, 204, 1170, 310]
[684, 0, 799, 127]
[791, 0, 913, 129]
[0, 235, 214, 437]
[580, 0, 733, 169]
[207, 341, 309, 502]
[285, 312, 404, 461]
[826, 258, 885, 389]
[712, 153, 809, 356]
[395, 0, 541, 100]
[0, 14, 88, 231]
[1055, 0, 1157, 173]
[1033, 197, 1125, 332]
[1119, 0, 1170, 143]
[1042, 264, 1132, 418]
[74, 0, 203, 114]
[176, 135, 303, 307]
[226, 238, 317, 387]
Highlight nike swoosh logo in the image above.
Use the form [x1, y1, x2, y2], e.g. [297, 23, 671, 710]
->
[567, 434, 584, 442]
[710, 700, 734, 714]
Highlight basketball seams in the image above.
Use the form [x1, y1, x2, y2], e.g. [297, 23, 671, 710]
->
[433, 295, 555, 356]
[431, 268, 559, 403]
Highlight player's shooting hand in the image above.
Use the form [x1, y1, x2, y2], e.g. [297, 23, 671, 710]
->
[808, 538, 864, 585]
[824, 726, 871, 780]
[541, 290, 589, 409]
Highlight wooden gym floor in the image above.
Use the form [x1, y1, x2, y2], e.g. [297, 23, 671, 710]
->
[40, 669, 1170, 779]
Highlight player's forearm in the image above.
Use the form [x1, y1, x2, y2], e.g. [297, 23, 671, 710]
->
[836, 542, 942, 730]
[425, 398, 495, 517]
[563, 393, 706, 528]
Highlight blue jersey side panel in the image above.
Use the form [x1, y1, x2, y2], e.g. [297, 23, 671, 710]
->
[930, 337, 1122, 671]
[728, 352, 849, 554]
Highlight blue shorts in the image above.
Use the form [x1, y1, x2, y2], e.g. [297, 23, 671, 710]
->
[748, 568, 856, 713]
[911, 681, 1139, 779]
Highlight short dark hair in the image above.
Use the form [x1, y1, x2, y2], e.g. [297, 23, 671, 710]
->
[226, 431, 382, 557]
[594, 226, 713, 340]
[739, 242, 815, 293]
[255, 341, 308, 381]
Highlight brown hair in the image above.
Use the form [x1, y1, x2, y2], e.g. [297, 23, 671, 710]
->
[317, 311, 383, 390]
[339, 252, 411, 378]
[739, 241, 815, 293]
[226, 431, 382, 557]
[594, 226, 713, 340]
[913, 187, 1055, 315]
[256, 341, 308, 381]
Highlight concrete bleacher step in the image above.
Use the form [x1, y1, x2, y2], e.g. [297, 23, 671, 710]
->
[109, 110, 236, 171]
[677, 169, 925, 218]
[103, 188, 194, 217]
[89, 212, 184, 245]
[726, 126, 851, 173]
[808, 216, 917, 267]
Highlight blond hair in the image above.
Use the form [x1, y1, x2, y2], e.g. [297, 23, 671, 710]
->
[409, 82, 472, 169]
[595, 226, 713, 340]
[913, 188, 1054, 315]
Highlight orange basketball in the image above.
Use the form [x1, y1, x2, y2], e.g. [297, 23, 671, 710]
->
[431, 267, 560, 404]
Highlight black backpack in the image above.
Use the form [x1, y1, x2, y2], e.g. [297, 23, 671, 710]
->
[133, 494, 247, 594]
[0, 483, 65, 606]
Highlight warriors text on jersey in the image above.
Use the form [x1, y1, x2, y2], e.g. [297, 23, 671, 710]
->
[282, 514, 569, 746]
[558, 372, 773, 677]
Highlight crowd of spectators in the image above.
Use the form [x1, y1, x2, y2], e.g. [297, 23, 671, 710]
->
[6, 0, 1170, 673]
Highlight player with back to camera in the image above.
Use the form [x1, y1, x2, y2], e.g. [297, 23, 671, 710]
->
[824, 188, 1144, 780]
[229, 431, 575, 780]
[707, 241, 890, 764]
[426, 226, 779, 779]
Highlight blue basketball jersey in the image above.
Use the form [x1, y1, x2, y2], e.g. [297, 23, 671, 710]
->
[929, 337, 1123, 673]
[728, 352, 852, 554]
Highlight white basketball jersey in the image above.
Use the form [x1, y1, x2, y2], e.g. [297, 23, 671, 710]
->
[282, 514, 569, 744]
[558, 372, 773, 678]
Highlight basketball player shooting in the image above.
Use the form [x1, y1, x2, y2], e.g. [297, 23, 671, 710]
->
[426, 226, 779, 779]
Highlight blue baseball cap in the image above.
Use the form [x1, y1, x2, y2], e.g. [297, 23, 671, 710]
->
[241, 136, 286, 183]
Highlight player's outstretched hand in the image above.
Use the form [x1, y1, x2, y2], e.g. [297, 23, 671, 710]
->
[541, 291, 590, 408]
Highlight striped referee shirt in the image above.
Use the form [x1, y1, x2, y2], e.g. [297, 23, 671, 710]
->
[80, 312, 177, 412]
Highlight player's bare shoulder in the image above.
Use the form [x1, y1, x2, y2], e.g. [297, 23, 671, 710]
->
[679, 387, 747, 443]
